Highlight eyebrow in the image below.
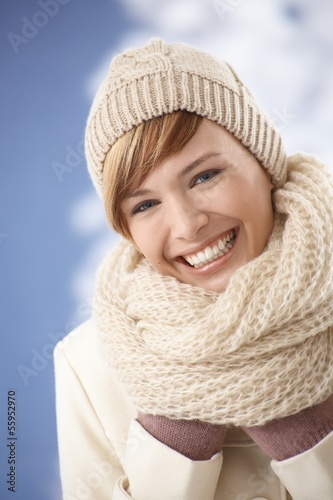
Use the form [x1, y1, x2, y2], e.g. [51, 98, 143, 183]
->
[124, 152, 223, 200]
[177, 151, 222, 178]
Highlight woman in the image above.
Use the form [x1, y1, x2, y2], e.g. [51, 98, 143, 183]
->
[55, 39, 333, 499]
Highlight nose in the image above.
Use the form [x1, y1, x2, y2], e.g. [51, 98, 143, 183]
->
[169, 199, 208, 240]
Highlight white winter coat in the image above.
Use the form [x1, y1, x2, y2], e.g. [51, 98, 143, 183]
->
[54, 320, 333, 500]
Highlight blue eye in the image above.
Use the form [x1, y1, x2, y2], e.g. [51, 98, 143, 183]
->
[132, 200, 158, 214]
[193, 170, 220, 186]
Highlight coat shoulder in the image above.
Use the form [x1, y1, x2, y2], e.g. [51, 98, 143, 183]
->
[54, 318, 97, 363]
[54, 318, 136, 445]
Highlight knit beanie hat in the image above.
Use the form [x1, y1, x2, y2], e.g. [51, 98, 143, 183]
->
[85, 38, 287, 196]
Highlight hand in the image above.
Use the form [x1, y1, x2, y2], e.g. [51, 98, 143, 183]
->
[242, 395, 333, 461]
[137, 412, 227, 461]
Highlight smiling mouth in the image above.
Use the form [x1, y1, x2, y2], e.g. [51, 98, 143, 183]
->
[180, 228, 238, 268]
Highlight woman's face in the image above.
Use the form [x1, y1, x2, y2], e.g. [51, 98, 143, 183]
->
[121, 119, 274, 292]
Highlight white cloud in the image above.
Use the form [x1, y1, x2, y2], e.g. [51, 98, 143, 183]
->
[69, 231, 120, 309]
[68, 191, 121, 308]
[69, 191, 106, 234]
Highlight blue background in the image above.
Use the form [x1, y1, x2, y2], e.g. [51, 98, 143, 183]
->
[1, 1, 332, 498]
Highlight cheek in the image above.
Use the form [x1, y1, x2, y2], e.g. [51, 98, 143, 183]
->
[237, 174, 273, 216]
[128, 224, 148, 256]
[129, 222, 166, 266]
[220, 178, 274, 247]
[211, 186, 247, 219]
[195, 182, 238, 214]
[243, 186, 274, 248]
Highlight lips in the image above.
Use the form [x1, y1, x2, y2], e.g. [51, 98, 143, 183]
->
[179, 228, 238, 268]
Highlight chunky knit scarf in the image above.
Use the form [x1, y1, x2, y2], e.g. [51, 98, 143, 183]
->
[94, 153, 333, 426]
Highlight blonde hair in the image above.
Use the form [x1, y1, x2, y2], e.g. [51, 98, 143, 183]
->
[103, 111, 204, 239]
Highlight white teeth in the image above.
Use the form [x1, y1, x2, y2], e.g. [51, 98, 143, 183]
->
[192, 255, 200, 265]
[197, 251, 206, 263]
[205, 247, 214, 259]
[183, 229, 237, 268]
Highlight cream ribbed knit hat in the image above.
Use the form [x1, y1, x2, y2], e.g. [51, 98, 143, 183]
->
[85, 38, 287, 196]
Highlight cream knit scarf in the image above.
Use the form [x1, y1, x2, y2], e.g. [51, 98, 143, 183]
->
[94, 153, 333, 426]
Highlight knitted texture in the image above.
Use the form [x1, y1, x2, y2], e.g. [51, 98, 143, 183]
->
[242, 395, 333, 460]
[137, 413, 227, 461]
[85, 38, 287, 196]
[94, 153, 333, 427]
